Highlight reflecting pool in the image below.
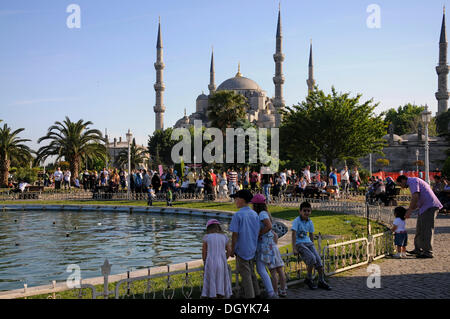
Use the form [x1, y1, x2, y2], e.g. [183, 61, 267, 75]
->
[0, 209, 229, 291]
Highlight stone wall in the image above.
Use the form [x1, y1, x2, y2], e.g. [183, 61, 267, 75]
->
[359, 142, 448, 172]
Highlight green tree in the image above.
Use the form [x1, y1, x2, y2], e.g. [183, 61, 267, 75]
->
[0, 123, 33, 186]
[14, 167, 39, 184]
[36, 117, 106, 181]
[280, 87, 387, 174]
[117, 138, 148, 170]
[148, 128, 178, 166]
[208, 91, 248, 131]
[436, 109, 450, 135]
[383, 104, 426, 136]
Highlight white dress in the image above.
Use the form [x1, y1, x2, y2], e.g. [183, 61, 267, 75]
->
[201, 233, 232, 298]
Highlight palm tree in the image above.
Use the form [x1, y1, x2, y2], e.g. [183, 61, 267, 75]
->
[208, 91, 248, 131]
[36, 117, 106, 181]
[117, 138, 148, 170]
[0, 123, 33, 186]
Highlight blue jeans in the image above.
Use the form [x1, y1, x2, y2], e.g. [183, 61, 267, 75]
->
[229, 182, 238, 195]
[263, 184, 271, 202]
[256, 258, 275, 296]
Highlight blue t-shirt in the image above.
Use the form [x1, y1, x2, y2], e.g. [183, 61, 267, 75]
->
[229, 206, 260, 260]
[259, 211, 271, 228]
[291, 216, 315, 245]
[329, 173, 338, 186]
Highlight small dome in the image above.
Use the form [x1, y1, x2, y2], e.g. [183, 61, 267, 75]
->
[196, 93, 208, 100]
[400, 134, 438, 142]
[217, 76, 262, 91]
[383, 134, 403, 142]
[174, 116, 190, 128]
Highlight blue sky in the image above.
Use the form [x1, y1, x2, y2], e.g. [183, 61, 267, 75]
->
[0, 0, 447, 153]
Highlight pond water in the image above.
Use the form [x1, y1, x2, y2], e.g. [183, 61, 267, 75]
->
[0, 210, 229, 291]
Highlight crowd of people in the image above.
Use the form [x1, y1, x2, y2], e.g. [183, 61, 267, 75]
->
[30, 165, 449, 212]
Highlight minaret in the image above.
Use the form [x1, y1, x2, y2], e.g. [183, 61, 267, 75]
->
[436, 6, 449, 116]
[208, 47, 216, 95]
[154, 17, 166, 131]
[306, 40, 316, 94]
[273, 4, 285, 127]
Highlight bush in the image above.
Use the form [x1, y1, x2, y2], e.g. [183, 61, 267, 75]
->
[375, 158, 390, 168]
[359, 168, 371, 184]
[14, 167, 39, 184]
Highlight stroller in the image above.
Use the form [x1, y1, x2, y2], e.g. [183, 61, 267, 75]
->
[366, 177, 399, 206]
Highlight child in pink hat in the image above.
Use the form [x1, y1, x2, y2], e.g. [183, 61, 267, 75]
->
[201, 219, 232, 299]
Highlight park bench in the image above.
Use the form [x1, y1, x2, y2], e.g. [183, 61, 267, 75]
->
[14, 186, 44, 199]
[26, 186, 44, 192]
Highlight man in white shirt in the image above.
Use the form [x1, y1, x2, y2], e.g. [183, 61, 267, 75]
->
[280, 169, 287, 192]
[53, 167, 63, 190]
[63, 170, 71, 190]
[102, 168, 109, 182]
[303, 165, 311, 185]
[340, 166, 349, 194]
[18, 181, 29, 193]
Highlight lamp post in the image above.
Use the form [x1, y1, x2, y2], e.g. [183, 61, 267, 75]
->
[415, 149, 419, 176]
[369, 153, 373, 177]
[126, 129, 133, 198]
[421, 105, 432, 184]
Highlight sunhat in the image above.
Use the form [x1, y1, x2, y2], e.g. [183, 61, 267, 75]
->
[206, 219, 221, 228]
[250, 194, 266, 204]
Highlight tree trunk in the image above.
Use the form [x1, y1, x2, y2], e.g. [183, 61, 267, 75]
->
[0, 157, 10, 187]
[70, 158, 80, 182]
[325, 157, 333, 176]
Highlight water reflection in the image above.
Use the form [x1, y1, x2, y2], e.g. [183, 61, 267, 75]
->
[0, 210, 229, 291]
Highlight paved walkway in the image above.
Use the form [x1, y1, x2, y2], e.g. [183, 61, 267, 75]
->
[288, 214, 450, 299]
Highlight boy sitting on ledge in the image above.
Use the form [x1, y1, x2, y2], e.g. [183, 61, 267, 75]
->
[291, 201, 331, 291]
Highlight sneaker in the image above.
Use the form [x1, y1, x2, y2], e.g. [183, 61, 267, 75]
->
[401, 252, 407, 258]
[393, 253, 402, 259]
[304, 278, 317, 290]
[278, 288, 288, 298]
[318, 280, 332, 291]
[406, 249, 421, 255]
[416, 253, 433, 259]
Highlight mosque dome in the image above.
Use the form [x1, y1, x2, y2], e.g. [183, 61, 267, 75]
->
[217, 64, 262, 91]
[196, 93, 209, 100]
[217, 76, 262, 91]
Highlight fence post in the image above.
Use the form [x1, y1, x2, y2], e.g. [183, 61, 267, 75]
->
[101, 259, 112, 299]
[52, 280, 56, 299]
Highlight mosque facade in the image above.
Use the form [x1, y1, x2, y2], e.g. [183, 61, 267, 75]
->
[153, 8, 315, 130]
